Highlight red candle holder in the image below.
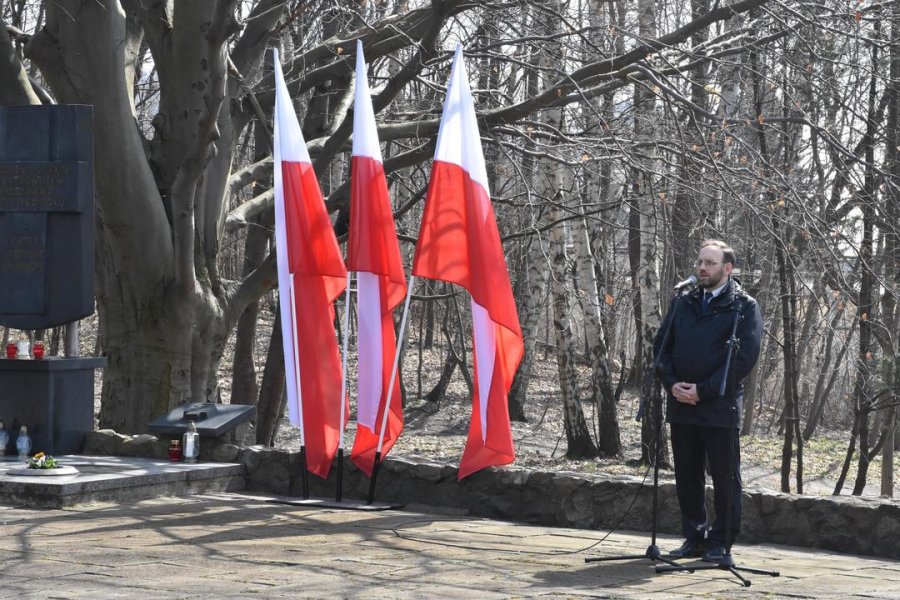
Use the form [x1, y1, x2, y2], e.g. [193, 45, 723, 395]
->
[5, 343, 16, 359]
[32, 341, 44, 360]
[168, 439, 182, 462]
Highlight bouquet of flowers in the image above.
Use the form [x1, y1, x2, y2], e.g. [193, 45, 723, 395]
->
[27, 452, 59, 469]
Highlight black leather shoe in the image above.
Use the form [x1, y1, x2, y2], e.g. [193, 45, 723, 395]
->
[667, 539, 705, 558]
[702, 544, 727, 563]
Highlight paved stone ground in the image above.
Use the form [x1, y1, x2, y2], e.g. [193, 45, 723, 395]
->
[0, 493, 897, 599]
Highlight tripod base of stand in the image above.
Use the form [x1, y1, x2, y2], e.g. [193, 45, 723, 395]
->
[655, 552, 780, 587]
[267, 497, 404, 511]
[585, 543, 684, 569]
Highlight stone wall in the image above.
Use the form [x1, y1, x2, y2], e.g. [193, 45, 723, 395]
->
[85, 430, 900, 559]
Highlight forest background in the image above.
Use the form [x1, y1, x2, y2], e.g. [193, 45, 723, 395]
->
[1, 0, 898, 499]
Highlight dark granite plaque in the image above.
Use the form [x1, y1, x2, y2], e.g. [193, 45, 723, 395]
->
[0, 105, 94, 329]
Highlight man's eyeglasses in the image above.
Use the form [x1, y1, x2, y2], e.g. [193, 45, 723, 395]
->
[694, 259, 722, 268]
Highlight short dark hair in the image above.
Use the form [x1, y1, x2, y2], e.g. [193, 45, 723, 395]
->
[700, 239, 736, 266]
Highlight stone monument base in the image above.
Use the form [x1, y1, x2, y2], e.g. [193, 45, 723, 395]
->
[0, 356, 104, 455]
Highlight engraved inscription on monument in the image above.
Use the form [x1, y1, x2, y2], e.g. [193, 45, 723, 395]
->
[0, 161, 85, 317]
[0, 214, 48, 314]
[2, 234, 44, 273]
[0, 162, 82, 212]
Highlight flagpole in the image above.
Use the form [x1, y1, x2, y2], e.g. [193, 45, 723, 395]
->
[367, 275, 416, 504]
[336, 271, 353, 502]
[289, 273, 310, 499]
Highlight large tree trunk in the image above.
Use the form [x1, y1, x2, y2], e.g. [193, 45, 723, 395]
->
[0, 18, 39, 105]
[26, 1, 278, 432]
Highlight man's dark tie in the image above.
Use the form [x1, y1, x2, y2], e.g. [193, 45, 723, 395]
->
[702, 291, 712, 314]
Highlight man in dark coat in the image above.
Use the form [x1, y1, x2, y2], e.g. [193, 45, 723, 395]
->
[655, 239, 763, 563]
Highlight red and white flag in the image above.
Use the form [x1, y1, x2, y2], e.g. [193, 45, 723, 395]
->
[273, 48, 347, 479]
[347, 42, 408, 475]
[412, 46, 523, 479]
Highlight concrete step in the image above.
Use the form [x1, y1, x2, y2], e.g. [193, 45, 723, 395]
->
[0, 455, 245, 508]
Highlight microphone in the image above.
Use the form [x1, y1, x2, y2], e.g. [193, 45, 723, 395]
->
[672, 274, 697, 291]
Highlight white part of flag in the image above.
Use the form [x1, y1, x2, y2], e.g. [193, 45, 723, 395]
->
[435, 45, 496, 441]
[273, 47, 308, 430]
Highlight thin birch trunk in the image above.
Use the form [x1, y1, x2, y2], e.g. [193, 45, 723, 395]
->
[635, 0, 667, 466]
[576, 211, 621, 456]
[550, 199, 598, 459]
[850, 32, 880, 495]
[881, 0, 900, 498]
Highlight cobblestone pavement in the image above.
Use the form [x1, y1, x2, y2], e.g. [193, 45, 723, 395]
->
[0, 493, 897, 599]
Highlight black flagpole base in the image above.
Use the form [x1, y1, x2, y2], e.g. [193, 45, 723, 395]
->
[335, 448, 344, 503]
[655, 552, 780, 587]
[267, 448, 402, 511]
[299, 445, 310, 499]
[585, 543, 683, 569]
[366, 451, 382, 505]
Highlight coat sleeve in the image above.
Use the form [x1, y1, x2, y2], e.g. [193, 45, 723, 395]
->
[696, 296, 763, 402]
[654, 296, 680, 394]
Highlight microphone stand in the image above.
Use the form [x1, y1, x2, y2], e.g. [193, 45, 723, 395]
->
[585, 286, 686, 569]
[655, 301, 780, 586]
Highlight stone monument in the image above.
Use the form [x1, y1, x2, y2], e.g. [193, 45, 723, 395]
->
[0, 105, 105, 456]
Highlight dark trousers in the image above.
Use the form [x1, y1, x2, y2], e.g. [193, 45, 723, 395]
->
[670, 423, 742, 546]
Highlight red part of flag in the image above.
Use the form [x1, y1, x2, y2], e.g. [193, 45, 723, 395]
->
[346, 42, 408, 477]
[412, 47, 523, 480]
[412, 160, 523, 479]
[347, 156, 407, 475]
[273, 47, 347, 480]
[280, 161, 347, 479]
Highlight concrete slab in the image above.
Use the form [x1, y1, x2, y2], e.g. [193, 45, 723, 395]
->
[0, 492, 896, 598]
[0, 455, 244, 507]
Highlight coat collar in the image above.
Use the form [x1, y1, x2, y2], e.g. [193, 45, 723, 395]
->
[689, 277, 738, 307]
